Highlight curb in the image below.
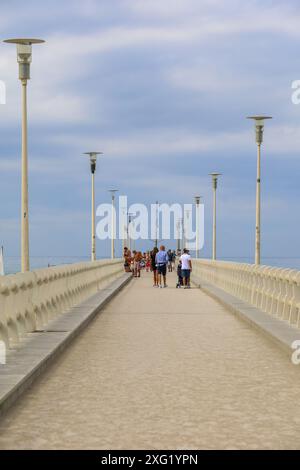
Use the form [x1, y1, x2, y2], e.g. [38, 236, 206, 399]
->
[0, 273, 132, 418]
[192, 276, 300, 359]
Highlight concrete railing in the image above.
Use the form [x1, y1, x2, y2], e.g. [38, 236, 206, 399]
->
[193, 259, 300, 329]
[0, 259, 124, 348]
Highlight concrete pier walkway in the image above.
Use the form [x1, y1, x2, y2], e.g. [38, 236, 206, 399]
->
[0, 271, 300, 450]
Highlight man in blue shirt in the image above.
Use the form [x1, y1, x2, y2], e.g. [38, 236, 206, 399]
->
[155, 245, 168, 288]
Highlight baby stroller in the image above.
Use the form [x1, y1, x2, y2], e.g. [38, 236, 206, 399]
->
[176, 261, 183, 288]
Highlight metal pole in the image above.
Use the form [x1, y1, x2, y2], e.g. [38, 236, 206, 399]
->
[255, 144, 261, 265]
[196, 208, 199, 259]
[181, 216, 185, 251]
[21, 79, 29, 272]
[84, 152, 102, 262]
[195, 196, 201, 259]
[176, 220, 180, 252]
[247, 116, 272, 265]
[4, 38, 45, 273]
[91, 172, 96, 261]
[108, 190, 118, 259]
[128, 214, 132, 252]
[155, 201, 159, 248]
[212, 184, 216, 261]
[122, 209, 126, 253]
[132, 220, 135, 252]
[111, 193, 115, 259]
[127, 214, 130, 251]
[210, 174, 221, 261]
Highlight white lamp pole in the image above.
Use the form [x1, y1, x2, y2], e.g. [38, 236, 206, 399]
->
[108, 189, 118, 259]
[185, 207, 191, 250]
[121, 207, 127, 253]
[4, 38, 45, 272]
[128, 213, 134, 252]
[247, 116, 272, 265]
[84, 152, 103, 261]
[195, 196, 202, 259]
[176, 219, 181, 252]
[209, 173, 221, 261]
[181, 216, 185, 251]
[155, 201, 159, 248]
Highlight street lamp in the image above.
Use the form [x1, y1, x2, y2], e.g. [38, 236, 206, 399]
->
[84, 152, 103, 261]
[184, 206, 192, 251]
[155, 201, 159, 248]
[127, 212, 134, 252]
[209, 173, 222, 261]
[121, 207, 127, 253]
[181, 216, 185, 252]
[4, 38, 45, 272]
[195, 196, 202, 259]
[176, 219, 181, 252]
[150, 201, 160, 248]
[247, 116, 272, 265]
[108, 189, 118, 259]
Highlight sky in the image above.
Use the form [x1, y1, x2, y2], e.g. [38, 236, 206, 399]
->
[0, 0, 300, 270]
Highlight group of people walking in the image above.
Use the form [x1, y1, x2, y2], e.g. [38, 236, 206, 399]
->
[123, 246, 192, 289]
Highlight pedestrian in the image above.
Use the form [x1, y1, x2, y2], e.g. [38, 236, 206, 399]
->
[171, 250, 176, 271]
[123, 247, 132, 273]
[176, 260, 183, 288]
[151, 247, 159, 287]
[132, 250, 141, 277]
[180, 248, 192, 289]
[167, 249, 173, 272]
[145, 252, 151, 272]
[137, 251, 143, 277]
[155, 245, 169, 288]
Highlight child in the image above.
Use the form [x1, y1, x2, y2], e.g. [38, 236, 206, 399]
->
[145, 253, 151, 272]
[176, 260, 183, 288]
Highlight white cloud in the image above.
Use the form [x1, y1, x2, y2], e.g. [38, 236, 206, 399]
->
[126, 0, 300, 38]
[49, 123, 300, 161]
[50, 128, 248, 157]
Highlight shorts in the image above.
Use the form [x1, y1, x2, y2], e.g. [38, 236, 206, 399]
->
[157, 264, 167, 276]
[181, 269, 191, 279]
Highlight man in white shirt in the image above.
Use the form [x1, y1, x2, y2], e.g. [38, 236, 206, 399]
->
[180, 249, 192, 289]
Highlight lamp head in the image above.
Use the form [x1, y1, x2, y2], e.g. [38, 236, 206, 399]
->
[247, 116, 272, 144]
[209, 172, 222, 179]
[108, 189, 118, 199]
[247, 115, 272, 126]
[195, 196, 202, 205]
[84, 152, 103, 174]
[4, 39, 45, 80]
[128, 212, 134, 223]
[209, 173, 222, 189]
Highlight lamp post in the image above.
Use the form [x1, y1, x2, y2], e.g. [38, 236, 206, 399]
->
[247, 116, 272, 265]
[209, 173, 221, 261]
[4, 38, 45, 272]
[121, 207, 127, 253]
[195, 196, 202, 259]
[127, 213, 134, 252]
[84, 152, 103, 261]
[181, 216, 185, 251]
[176, 219, 181, 252]
[184, 206, 191, 251]
[155, 201, 159, 248]
[150, 201, 160, 248]
[108, 189, 118, 259]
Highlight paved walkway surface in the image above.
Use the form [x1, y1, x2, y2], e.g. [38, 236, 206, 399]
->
[0, 272, 300, 450]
